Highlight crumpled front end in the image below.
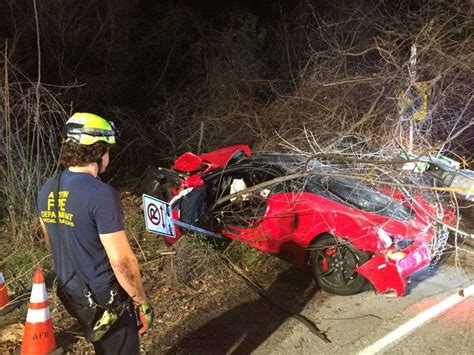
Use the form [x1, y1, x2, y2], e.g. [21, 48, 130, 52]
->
[354, 193, 455, 297]
[356, 241, 432, 296]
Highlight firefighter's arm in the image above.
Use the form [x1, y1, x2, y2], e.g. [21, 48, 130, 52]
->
[39, 217, 51, 247]
[100, 230, 147, 305]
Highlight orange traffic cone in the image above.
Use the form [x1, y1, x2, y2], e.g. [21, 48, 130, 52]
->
[21, 269, 56, 355]
[0, 272, 9, 310]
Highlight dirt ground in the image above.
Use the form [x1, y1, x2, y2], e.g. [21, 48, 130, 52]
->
[0, 252, 311, 354]
[0, 191, 299, 354]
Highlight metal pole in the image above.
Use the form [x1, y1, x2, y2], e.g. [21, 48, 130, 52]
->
[172, 220, 224, 239]
[408, 44, 417, 153]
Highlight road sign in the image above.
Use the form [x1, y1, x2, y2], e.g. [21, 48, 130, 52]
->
[143, 194, 175, 238]
[143, 194, 224, 239]
[399, 81, 429, 121]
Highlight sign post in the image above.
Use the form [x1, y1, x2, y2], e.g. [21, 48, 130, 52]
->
[142, 194, 223, 239]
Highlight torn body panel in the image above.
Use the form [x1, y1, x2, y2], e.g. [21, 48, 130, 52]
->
[222, 192, 436, 254]
[174, 145, 251, 174]
[356, 242, 432, 296]
[221, 192, 437, 295]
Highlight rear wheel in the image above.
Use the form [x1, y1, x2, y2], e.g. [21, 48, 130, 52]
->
[309, 234, 370, 295]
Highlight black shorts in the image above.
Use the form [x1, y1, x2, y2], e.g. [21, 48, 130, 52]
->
[58, 286, 139, 355]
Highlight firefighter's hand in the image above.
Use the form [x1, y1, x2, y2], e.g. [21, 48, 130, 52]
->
[136, 302, 154, 334]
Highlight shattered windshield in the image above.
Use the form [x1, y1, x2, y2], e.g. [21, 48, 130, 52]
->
[308, 176, 414, 221]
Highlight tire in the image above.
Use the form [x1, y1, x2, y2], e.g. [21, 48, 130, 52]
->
[309, 234, 370, 295]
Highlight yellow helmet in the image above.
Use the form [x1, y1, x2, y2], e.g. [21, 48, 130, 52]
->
[63, 112, 116, 145]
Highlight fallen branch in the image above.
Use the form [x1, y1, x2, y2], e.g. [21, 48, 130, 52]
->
[221, 255, 331, 343]
[160, 251, 177, 256]
[212, 172, 306, 208]
[212, 166, 474, 241]
[435, 120, 474, 153]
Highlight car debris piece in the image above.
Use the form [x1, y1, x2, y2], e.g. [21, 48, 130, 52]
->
[401, 152, 474, 201]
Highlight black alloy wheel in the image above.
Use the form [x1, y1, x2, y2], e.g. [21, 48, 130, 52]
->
[309, 234, 370, 295]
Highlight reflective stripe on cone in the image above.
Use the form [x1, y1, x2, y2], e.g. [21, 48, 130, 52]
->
[21, 269, 56, 355]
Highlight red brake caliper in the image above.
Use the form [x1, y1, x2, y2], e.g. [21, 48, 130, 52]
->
[322, 247, 337, 271]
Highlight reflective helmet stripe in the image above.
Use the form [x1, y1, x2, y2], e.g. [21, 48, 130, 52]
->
[63, 112, 116, 145]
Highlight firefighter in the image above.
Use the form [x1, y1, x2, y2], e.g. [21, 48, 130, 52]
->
[37, 112, 153, 354]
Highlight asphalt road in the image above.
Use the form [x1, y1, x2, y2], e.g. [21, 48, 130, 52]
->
[254, 247, 474, 355]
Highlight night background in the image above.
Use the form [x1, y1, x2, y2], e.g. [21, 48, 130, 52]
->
[0, 0, 473, 352]
[2, 0, 471, 173]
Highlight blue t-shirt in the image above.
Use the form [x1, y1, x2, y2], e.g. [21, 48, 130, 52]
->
[37, 169, 124, 296]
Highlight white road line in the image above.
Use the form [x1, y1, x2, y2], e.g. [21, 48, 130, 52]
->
[359, 284, 474, 355]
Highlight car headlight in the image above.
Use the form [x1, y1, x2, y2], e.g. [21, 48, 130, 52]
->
[386, 249, 406, 261]
[385, 239, 414, 260]
[377, 228, 393, 248]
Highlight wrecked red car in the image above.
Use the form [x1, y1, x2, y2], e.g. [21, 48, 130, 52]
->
[139, 145, 453, 297]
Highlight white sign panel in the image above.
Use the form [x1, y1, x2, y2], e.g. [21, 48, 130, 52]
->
[142, 194, 175, 238]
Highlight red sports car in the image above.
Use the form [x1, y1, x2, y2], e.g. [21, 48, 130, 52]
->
[139, 145, 453, 296]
